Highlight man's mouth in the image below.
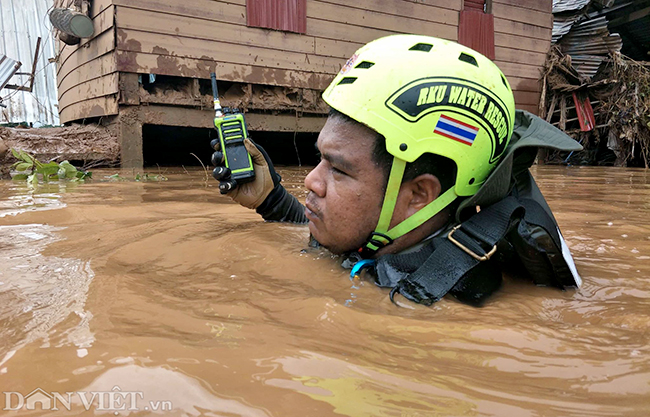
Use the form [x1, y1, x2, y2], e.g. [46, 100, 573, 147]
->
[304, 195, 322, 221]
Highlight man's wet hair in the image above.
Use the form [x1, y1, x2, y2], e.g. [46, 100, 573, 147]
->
[329, 108, 457, 193]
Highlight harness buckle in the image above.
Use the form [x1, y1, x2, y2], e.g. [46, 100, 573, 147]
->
[447, 225, 497, 262]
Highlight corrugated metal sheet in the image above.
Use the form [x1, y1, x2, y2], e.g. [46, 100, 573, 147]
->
[246, 0, 307, 34]
[0, 0, 59, 126]
[553, 15, 581, 43]
[553, 9, 624, 80]
[0, 54, 21, 90]
[553, 0, 591, 14]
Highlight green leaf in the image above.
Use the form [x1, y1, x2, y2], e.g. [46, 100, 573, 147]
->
[58, 168, 67, 179]
[77, 171, 92, 180]
[14, 150, 34, 164]
[15, 162, 32, 172]
[36, 162, 60, 177]
[27, 174, 38, 185]
[12, 174, 28, 181]
[59, 160, 77, 174]
[21, 152, 34, 164]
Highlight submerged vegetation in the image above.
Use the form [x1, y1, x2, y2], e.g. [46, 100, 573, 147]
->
[10, 148, 91, 184]
[9, 149, 168, 184]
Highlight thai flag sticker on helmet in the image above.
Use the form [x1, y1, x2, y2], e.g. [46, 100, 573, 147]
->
[434, 114, 480, 146]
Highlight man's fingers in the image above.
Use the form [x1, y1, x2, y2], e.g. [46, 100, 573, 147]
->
[212, 166, 231, 181]
[219, 179, 237, 194]
[210, 138, 221, 151]
[244, 139, 267, 167]
[211, 151, 224, 166]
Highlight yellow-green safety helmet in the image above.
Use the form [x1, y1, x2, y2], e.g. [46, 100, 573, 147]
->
[322, 34, 516, 254]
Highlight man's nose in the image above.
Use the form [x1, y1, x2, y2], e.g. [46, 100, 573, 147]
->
[304, 162, 326, 197]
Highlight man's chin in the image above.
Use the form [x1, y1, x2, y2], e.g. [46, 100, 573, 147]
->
[307, 222, 366, 255]
[307, 223, 342, 254]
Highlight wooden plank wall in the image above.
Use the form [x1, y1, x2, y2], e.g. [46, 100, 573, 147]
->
[491, 0, 552, 114]
[57, 0, 118, 123]
[111, 0, 462, 91]
[57, 0, 551, 122]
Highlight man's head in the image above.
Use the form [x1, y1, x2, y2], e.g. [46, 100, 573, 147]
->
[307, 35, 516, 256]
[304, 110, 456, 255]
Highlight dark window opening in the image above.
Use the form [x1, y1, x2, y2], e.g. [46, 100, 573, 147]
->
[142, 125, 319, 168]
[143, 125, 216, 167]
[248, 131, 320, 166]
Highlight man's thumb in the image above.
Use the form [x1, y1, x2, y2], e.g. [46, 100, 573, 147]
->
[244, 139, 267, 167]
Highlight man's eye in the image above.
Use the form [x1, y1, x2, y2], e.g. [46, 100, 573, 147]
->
[331, 166, 347, 176]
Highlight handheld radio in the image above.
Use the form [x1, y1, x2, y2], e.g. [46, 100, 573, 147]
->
[210, 72, 255, 192]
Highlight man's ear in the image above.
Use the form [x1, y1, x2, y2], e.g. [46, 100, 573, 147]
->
[404, 174, 442, 216]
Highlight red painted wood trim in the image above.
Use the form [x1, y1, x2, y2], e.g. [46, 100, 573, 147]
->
[458, 9, 495, 60]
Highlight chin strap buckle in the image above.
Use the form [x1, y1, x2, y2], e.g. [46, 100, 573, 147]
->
[358, 232, 394, 257]
[447, 224, 497, 262]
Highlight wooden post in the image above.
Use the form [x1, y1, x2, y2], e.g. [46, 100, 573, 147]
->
[118, 107, 144, 169]
[118, 73, 140, 105]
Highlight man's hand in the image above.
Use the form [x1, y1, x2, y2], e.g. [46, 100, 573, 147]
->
[211, 138, 281, 209]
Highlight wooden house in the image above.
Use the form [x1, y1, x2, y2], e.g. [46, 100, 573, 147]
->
[56, 0, 552, 167]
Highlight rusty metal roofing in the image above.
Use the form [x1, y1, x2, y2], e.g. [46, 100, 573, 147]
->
[0, 54, 21, 91]
[554, 0, 650, 62]
[553, 15, 581, 43]
[554, 10, 623, 80]
[553, 0, 592, 14]
[0, 0, 59, 125]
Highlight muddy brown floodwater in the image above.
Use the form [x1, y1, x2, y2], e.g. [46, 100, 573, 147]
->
[0, 166, 648, 416]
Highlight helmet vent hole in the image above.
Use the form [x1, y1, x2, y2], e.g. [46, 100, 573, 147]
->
[409, 43, 433, 52]
[469, 178, 475, 185]
[337, 77, 357, 85]
[458, 53, 479, 67]
[355, 61, 375, 69]
[501, 74, 510, 90]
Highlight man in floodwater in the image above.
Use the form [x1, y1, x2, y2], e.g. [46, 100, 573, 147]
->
[212, 35, 582, 306]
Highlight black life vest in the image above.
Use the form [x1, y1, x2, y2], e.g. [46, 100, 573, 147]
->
[354, 110, 583, 306]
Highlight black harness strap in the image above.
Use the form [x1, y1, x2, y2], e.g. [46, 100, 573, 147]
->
[382, 196, 525, 305]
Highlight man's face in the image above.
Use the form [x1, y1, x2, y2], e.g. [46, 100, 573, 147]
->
[304, 116, 387, 254]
